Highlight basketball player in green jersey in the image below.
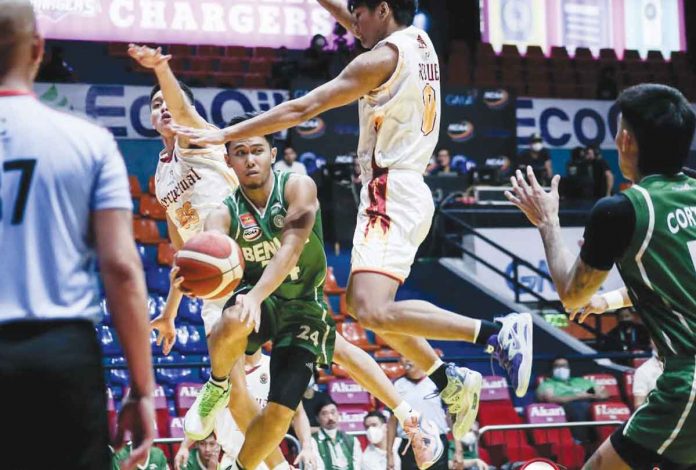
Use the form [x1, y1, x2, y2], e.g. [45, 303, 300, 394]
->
[185, 114, 442, 470]
[506, 83, 696, 470]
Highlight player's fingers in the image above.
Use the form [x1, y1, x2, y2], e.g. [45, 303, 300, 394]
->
[516, 169, 531, 192]
[156, 332, 163, 346]
[164, 337, 173, 356]
[579, 310, 593, 324]
[551, 174, 561, 195]
[504, 191, 521, 205]
[527, 165, 542, 191]
[568, 309, 579, 322]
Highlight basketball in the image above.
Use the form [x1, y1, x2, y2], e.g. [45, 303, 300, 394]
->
[174, 232, 245, 299]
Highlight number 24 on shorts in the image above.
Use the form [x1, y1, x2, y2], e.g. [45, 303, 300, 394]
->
[297, 325, 319, 346]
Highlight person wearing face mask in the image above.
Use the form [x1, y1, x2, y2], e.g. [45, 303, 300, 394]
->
[516, 133, 552, 185]
[312, 398, 362, 470]
[601, 308, 651, 362]
[537, 357, 609, 444]
[361, 411, 401, 470]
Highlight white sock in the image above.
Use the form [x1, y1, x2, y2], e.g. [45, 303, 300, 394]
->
[472, 319, 482, 343]
[210, 375, 229, 390]
[425, 358, 444, 376]
[393, 401, 414, 425]
[272, 462, 291, 470]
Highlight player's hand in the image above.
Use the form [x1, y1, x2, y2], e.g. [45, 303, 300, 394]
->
[150, 315, 177, 355]
[127, 44, 171, 69]
[568, 295, 609, 324]
[114, 394, 156, 470]
[451, 452, 465, 470]
[172, 124, 229, 147]
[169, 266, 187, 293]
[173, 444, 190, 470]
[234, 293, 262, 332]
[505, 166, 561, 228]
[294, 444, 318, 469]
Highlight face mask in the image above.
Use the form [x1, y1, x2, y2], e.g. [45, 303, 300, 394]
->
[366, 425, 384, 444]
[462, 431, 477, 447]
[531, 143, 543, 152]
[553, 367, 570, 381]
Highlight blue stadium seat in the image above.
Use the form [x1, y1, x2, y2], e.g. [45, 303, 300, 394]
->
[137, 243, 156, 269]
[199, 355, 211, 381]
[179, 297, 203, 324]
[99, 298, 111, 325]
[98, 325, 120, 356]
[175, 325, 207, 355]
[155, 354, 196, 386]
[146, 266, 171, 295]
[107, 357, 130, 388]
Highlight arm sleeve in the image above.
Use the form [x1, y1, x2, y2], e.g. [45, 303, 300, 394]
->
[91, 135, 133, 211]
[579, 194, 635, 270]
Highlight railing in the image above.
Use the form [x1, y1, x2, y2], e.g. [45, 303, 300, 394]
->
[478, 420, 624, 437]
[436, 209, 609, 342]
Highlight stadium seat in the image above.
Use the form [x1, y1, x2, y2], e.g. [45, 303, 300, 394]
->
[590, 401, 631, 443]
[178, 297, 204, 324]
[337, 407, 368, 433]
[139, 194, 166, 220]
[252, 47, 277, 60]
[243, 74, 268, 89]
[379, 361, 405, 380]
[155, 353, 196, 386]
[157, 242, 175, 266]
[148, 176, 156, 195]
[106, 357, 130, 390]
[133, 218, 165, 244]
[225, 46, 248, 59]
[374, 348, 400, 359]
[197, 45, 223, 57]
[99, 298, 111, 325]
[249, 59, 273, 75]
[168, 44, 193, 57]
[328, 379, 372, 410]
[98, 325, 120, 356]
[107, 42, 129, 57]
[128, 175, 142, 197]
[146, 266, 171, 295]
[525, 403, 585, 470]
[338, 321, 379, 352]
[107, 388, 117, 440]
[623, 49, 642, 63]
[219, 58, 245, 74]
[474, 42, 496, 67]
[330, 363, 351, 379]
[169, 416, 185, 438]
[583, 373, 621, 400]
[175, 382, 203, 415]
[175, 325, 207, 355]
[124, 385, 170, 437]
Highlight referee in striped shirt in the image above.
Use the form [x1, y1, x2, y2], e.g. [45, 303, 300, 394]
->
[0, 2, 155, 469]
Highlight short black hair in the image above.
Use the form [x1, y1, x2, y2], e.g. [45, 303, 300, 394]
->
[617, 84, 696, 176]
[315, 396, 337, 417]
[149, 81, 195, 107]
[227, 112, 275, 148]
[348, 0, 417, 26]
[363, 410, 386, 425]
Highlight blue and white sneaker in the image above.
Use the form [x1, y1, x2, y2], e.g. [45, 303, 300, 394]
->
[486, 312, 533, 397]
[439, 364, 482, 440]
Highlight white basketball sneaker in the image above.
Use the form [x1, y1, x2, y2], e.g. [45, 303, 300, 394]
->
[183, 379, 231, 441]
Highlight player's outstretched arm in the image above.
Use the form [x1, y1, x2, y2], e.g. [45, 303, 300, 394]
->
[292, 402, 318, 469]
[505, 166, 609, 310]
[128, 44, 208, 132]
[173, 45, 397, 146]
[316, 0, 357, 39]
[204, 203, 233, 235]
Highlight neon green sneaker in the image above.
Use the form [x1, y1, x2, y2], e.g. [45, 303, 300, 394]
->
[184, 380, 231, 440]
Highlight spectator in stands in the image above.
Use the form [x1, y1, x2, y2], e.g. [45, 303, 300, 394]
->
[271, 47, 298, 89]
[38, 45, 76, 82]
[300, 34, 331, 80]
[537, 356, 609, 444]
[312, 397, 362, 470]
[111, 442, 169, 470]
[275, 146, 308, 175]
[361, 411, 400, 470]
[430, 148, 459, 176]
[175, 433, 220, 470]
[601, 308, 651, 358]
[302, 371, 330, 432]
[563, 146, 590, 199]
[450, 423, 490, 470]
[516, 133, 552, 185]
[596, 67, 618, 101]
[389, 357, 450, 470]
[633, 342, 664, 408]
[584, 146, 614, 199]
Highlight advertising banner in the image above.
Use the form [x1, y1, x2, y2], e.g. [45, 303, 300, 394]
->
[470, 227, 624, 302]
[33, 82, 289, 139]
[31, 0, 337, 49]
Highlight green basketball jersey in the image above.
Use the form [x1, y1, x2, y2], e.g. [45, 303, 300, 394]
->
[111, 444, 169, 470]
[618, 173, 696, 357]
[223, 171, 327, 300]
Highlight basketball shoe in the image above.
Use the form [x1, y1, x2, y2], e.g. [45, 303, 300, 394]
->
[184, 379, 231, 440]
[403, 413, 445, 469]
[487, 312, 533, 397]
[439, 365, 482, 440]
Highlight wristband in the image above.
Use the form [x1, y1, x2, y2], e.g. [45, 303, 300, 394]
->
[601, 290, 624, 311]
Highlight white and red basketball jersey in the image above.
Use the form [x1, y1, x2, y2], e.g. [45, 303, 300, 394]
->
[245, 353, 271, 409]
[155, 140, 238, 241]
[357, 26, 441, 181]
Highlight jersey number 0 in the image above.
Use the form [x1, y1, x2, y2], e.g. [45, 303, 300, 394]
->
[421, 84, 437, 136]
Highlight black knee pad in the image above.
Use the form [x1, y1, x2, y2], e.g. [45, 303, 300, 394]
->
[267, 346, 315, 410]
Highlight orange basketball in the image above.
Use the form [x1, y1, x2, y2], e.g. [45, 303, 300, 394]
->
[174, 232, 245, 299]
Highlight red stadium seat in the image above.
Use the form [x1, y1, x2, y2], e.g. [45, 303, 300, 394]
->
[157, 242, 176, 266]
[219, 58, 245, 74]
[337, 406, 368, 433]
[374, 348, 400, 359]
[583, 373, 621, 400]
[591, 401, 631, 443]
[128, 175, 142, 198]
[139, 194, 167, 220]
[331, 363, 351, 379]
[324, 266, 345, 295]
[197, 45, 223, 57]
[169, 416, 185, 439]
[623, 49, 642, 63]
[252, 47, 277, 60]
[328, 379, 372, 410]
[338, 321, 379, 352]
[107, 42, 129, 57]
[526, 403, 585, 470]
[242, 74, 268, 89]
[169, 44, 193, 57]
[126, 385, 169, 437]
[133, 218, 165, 244]
[379, 362, 405, 380]
[225, 46, 248, 59]
[175, 382, 202, 415]
[148, 176, 156, 195]
[186, 57, 216, 72]
[481, 375, 512, 403]
[249, 59, 273, 75]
